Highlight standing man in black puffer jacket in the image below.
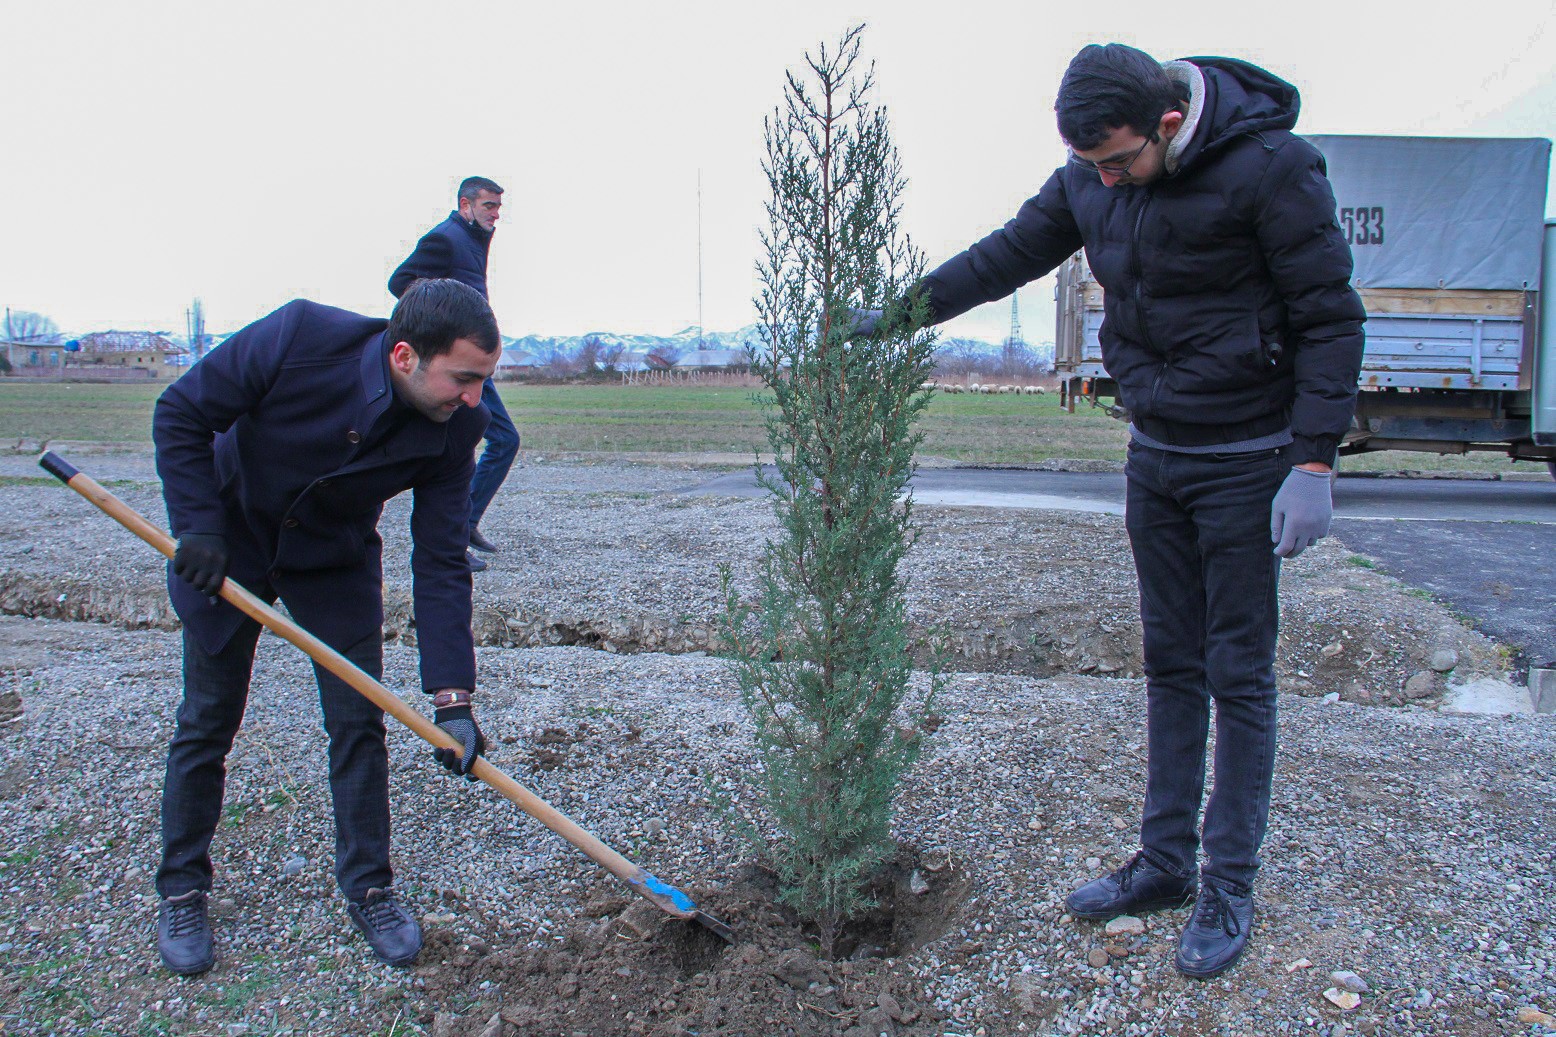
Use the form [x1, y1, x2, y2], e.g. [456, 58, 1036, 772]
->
[391, 176, 518, 573]
[861, 44, 1364, 977]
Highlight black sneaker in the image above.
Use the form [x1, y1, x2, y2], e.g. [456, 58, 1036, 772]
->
[1174, 880, 1254, 979]
[347, 888, 423, 966]
[158, 890, 215, 976]
[468, 527, 499, 554]
[466, 550, 488, 573]
[1065, 851, 1196, 920]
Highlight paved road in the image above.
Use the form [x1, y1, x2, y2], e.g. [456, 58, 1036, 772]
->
[681, 467, 1556, 667]
[682, 467, 1556, 522]
[1332, 519, 1556, 670]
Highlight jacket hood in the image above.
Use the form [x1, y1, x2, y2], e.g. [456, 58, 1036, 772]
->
[1163, 57, 1300, 175]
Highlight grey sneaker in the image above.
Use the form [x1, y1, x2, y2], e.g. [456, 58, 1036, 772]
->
[467, 527, 499, 554]
[466, 550, 488, 573]
[346, 888, 422, 966]
[157, 890, 215, 975]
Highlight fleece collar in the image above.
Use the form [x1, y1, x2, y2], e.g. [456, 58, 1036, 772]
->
[1161, 60, 1205, 176]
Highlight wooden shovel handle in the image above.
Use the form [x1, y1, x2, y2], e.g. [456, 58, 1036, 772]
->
[39, 452, 696, 920]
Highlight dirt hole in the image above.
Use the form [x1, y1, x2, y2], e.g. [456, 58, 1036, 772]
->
[415, 845, 970, 1036]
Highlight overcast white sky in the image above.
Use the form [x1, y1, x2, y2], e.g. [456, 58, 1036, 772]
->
[2, 0, 1553, 344]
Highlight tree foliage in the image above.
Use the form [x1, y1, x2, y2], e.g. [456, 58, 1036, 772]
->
[4, 310, 58, 341]
[721, 25, 942, 949]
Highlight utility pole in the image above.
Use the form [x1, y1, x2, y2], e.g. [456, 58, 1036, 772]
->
[696, 169, 704, 351]
[1007, 291, 1022, 348]
[186, 297, 206, 360]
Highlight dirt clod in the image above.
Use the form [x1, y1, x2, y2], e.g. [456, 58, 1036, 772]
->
[419, 850, 963, 1037]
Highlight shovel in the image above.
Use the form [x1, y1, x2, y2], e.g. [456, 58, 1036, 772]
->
[39, 451, 734, 943]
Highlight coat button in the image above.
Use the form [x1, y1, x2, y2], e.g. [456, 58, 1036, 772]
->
[347, 430, 361, 444]
[317, 479, 332, 489]
[283, 518, 299, 528]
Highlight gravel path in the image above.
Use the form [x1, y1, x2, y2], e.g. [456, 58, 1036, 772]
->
[0, 449, 1550, 1036]
[1, 620, 1553, 1036]
[0, 450, 1515, 706]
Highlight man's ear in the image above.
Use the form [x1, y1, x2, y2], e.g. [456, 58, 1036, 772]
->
[1160, 109, 1185, 141]
[389, 340, 419, 376]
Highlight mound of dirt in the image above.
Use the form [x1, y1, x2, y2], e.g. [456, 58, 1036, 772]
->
[414, 848, 972, 1037]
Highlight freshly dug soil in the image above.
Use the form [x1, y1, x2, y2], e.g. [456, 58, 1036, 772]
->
[415, 848, 972, 1037]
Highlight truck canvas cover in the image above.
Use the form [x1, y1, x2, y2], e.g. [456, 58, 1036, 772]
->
[1305, 135, 1550, 290]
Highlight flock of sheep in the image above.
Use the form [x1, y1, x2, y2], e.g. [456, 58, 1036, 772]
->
[924, 382, 1049, 395]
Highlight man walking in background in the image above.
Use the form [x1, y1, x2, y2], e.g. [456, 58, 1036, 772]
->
[391, 176, 518, 573]
[861, 44, 1364, 977]
[152, 279, 496, 974]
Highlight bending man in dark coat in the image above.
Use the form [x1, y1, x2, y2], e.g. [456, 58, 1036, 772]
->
[390, 175, 517, 572]
[862, 45, 1364, 978]
[152, 279, 499, 975]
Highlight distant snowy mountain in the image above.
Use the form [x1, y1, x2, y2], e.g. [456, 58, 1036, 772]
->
[937, 336, 1007, 356]
[503, 324, 770, 359]
[502, 325, 1008, 357]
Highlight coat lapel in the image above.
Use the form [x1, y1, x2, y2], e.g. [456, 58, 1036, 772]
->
[339, 331, 450, 473]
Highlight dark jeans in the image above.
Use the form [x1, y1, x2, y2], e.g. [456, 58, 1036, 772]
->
[157, 619, 391, 902]
[1124, 442, 1287, 894]
[469, 378, 518, 530]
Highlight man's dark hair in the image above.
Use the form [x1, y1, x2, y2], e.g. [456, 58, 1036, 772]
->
[1055, 43, 1183, 151]
[387, 279, 500, 359]
[457, 176, 504, 202]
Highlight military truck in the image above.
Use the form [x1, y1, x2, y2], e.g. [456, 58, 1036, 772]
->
[1055, 135, 1556, 475]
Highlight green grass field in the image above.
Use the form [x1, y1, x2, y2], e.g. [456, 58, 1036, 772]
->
[0, 380, 1546, 474]
[493, 383, 1133, 463]
[0, 381, 1127, 464]
[0, 383, 164, 444]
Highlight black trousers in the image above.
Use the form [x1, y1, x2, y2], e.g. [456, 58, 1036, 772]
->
[1124, 442, 1287, 895]
[156, 616, 391, 902]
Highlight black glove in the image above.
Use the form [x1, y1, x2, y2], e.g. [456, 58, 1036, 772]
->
[433, 703, 486, 777]
[172, 533, 229, 596]
[844, 307, 883, 340]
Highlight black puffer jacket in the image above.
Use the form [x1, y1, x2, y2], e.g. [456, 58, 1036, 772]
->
[388, 212, 493, 300]
[924, 57, 1365, 465]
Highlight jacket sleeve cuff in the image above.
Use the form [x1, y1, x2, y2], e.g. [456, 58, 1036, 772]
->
[1287, 434, 1340, 468]
[922, 265, 981, 325]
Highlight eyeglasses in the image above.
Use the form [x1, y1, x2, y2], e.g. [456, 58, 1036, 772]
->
[1068, 131, 1158, 178]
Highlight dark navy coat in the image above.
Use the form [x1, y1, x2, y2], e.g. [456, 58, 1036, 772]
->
[924, 58, 1365, 466]
[388, 213, 492, 299]
[154, 300, 490, 692]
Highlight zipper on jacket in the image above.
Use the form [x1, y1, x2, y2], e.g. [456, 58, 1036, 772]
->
[1130, 194, 1158, 356]
[1130, 193, 1165, 411]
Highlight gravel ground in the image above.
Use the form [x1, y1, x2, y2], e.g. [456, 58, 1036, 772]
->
[0, 449, 1512, 706]
[0, 449, 1550, 1036]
